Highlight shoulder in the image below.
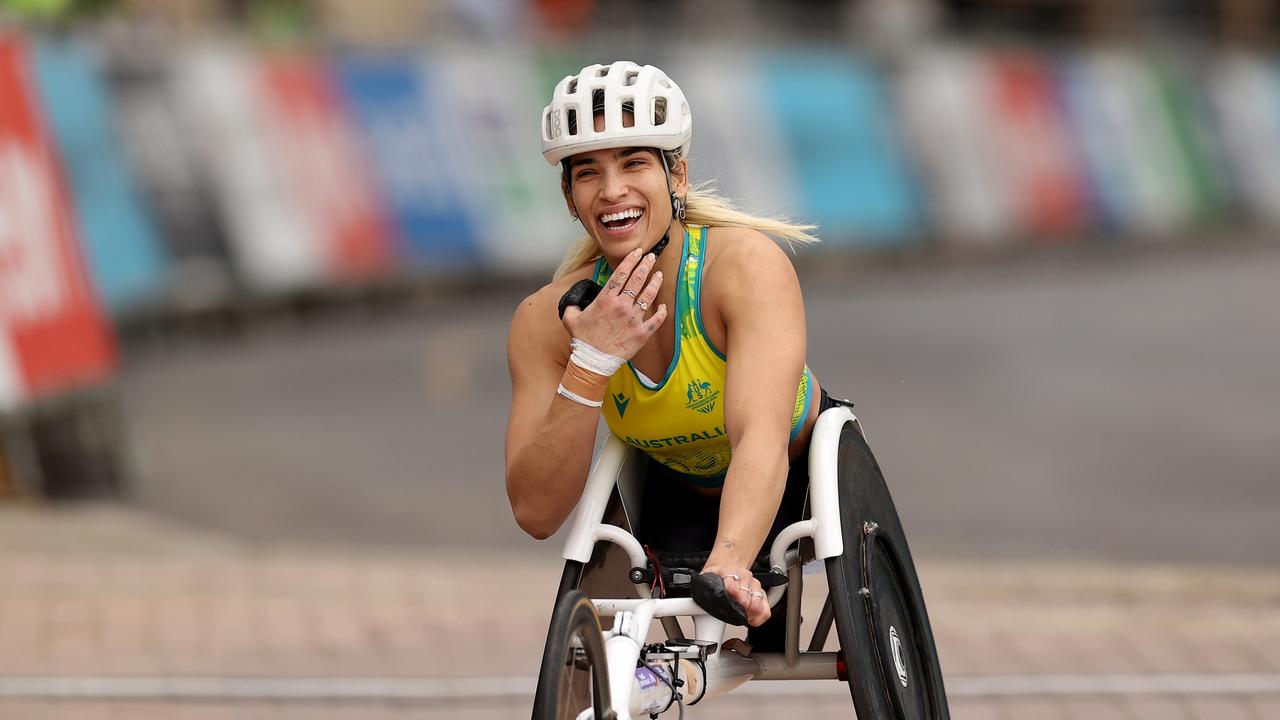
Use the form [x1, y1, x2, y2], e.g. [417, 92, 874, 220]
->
[509, 262, 598, 346]
[703, 225, 799, 291]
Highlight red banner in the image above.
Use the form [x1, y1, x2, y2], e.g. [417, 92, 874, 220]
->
[0, 35, 115, 409]
[257, 53, 392, 282]
[990, 54, 1089, 238]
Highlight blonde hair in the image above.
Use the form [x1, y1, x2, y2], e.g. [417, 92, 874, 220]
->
[553, 149, 820, 279]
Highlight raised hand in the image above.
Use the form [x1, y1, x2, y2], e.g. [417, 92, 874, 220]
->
[562, 248, 667, 364]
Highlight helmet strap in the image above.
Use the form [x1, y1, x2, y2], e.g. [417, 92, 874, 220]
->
[652, 151, 688, 259]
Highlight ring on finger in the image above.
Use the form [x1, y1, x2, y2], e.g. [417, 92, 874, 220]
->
[751, 591, 765, 599]
[622, 288, 638, 299]
[636, 300, 649, 311]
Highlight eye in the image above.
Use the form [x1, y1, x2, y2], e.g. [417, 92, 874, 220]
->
[625, 158, 647, 169]
[574, 168, 597, 181]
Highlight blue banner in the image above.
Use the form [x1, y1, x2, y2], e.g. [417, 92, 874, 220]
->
[33, 37, 168, 314]
[761, 51, 921, 247]
[334, 53, 480, 267]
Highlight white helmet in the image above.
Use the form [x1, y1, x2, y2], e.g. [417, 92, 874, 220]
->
[540, 61, 692, 166]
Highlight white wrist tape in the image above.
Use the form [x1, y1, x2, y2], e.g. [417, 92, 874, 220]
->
[570, 338, 626, 378]
[557, 384, 603, 408]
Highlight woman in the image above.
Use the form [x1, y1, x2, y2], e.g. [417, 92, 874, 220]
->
[506, 61, 842, 644]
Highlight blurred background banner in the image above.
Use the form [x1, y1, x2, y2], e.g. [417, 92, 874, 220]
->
[0, 33, 115, 412]
[256, 50, 394, 283]
[32, 35, 170, 316]
[335, 53, 482, 268]
[761, 50, 921, 247]
[987, 51, 1088, 239]
[4, 19, 1280, 323]
[898, 46, 1013, 245]
[173, 43, 328, 293]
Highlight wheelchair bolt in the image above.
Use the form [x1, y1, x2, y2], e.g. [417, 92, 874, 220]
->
[859, 587, 871, 596]
[630, 569, 644, 583]
[863, 521, 879, 535]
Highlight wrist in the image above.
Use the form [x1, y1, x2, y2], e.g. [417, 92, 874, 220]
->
[561, 362, 609, 403]
[569, 338, 626, 377]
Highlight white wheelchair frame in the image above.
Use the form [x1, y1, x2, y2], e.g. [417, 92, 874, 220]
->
[556, 406, 866, 719]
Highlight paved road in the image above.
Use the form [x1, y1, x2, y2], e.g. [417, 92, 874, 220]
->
[119, 242, 1280, 566]
[0, 504, 1277, 719]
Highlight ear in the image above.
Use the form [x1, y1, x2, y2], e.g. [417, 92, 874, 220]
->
[561, 178, 577, 217]
[671, 156, 690, 195]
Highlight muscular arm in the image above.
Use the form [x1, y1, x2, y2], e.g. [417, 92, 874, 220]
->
[505, 251, 668, 539]
[706, 233, 808, 576]
[504, 289, 604, 539]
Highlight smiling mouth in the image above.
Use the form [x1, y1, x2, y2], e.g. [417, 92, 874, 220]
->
[599, 208, 644, 233]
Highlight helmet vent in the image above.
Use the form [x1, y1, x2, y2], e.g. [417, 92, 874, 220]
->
[624, 70, 639, 86]
[592, 88, 605, 114]
[652, 97, 667, 125]
[622, 100, 635, 128]
[567, 78, 578, 94]
[566, 108, 578, 136]
[658, 78, 671, 89]
[595, 66, 610, 77]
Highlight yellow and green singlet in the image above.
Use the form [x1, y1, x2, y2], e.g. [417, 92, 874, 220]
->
[596, 225, 813, 488]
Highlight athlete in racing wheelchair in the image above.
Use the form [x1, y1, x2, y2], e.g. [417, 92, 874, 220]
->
[505, 60, 948, 719]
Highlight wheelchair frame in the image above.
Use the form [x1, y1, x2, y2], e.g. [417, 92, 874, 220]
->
[554, 406, 867, 719]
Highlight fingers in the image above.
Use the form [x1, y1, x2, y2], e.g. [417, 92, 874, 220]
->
[738, 577, 769, 627]
[603, 247, 644, 295]
[717, 570, 770, 627]
[621, 252, 657, 300]
[634, 268, 663, 315]
[639, 303, 667, 335]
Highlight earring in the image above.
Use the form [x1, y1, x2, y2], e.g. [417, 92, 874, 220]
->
[672, 193, 686, 221]
[569, 208, 579, 222]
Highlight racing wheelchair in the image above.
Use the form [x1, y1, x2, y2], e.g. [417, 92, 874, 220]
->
[532, 405, 950, 719]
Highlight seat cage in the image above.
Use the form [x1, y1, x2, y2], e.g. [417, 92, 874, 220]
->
[555, 406, 868, 716]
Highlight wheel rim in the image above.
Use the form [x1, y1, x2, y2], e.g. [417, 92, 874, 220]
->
[863, 525, 934, 718]
[553, 624, 597, 718]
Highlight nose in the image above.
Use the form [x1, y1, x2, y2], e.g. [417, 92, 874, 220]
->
[599, 168, 628, 202]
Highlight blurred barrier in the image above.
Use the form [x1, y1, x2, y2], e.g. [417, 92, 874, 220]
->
[1209, 53, 1280, 226]
[335, 53, 482, 268]
[0, 34, 117, 412]
[7, 30, 1280, 335]
[108, 41, 238, 312]
[988, 52, 1088, 239]
[0, 33, 123, 498]
[761, 50, 921, 247]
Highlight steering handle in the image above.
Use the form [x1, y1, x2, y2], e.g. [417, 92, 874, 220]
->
[690, 572, 748, 626]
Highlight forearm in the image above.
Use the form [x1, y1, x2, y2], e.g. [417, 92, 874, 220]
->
[707, 438, 790, 569]
[506, 366, 610, 538]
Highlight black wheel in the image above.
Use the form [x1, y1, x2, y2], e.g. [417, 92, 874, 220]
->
[825, 424, 949, 719]
[532, 590, 613, 720]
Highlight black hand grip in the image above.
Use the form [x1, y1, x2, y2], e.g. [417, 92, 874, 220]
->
[558, 279, 602, 320]
[691, 572, 748, 626]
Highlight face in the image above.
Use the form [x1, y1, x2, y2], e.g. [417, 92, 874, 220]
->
[564, 147, 682, 255]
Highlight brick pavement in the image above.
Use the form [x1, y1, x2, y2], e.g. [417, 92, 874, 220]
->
[0, 504, 1278, 719]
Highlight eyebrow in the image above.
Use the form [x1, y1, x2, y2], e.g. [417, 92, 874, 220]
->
[568, 148, 656, 170]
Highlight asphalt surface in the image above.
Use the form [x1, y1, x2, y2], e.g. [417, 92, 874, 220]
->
[119, 240, 1280, 567]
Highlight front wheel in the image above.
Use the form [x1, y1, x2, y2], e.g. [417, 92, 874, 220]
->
[532, 590, 614, 720]
[825, 424, 949, 719]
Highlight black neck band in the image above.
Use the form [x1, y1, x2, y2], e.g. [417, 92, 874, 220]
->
[650, 231, 671, 258]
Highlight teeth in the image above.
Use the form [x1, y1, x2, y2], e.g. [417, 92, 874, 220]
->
[601, 208, 643, 224]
